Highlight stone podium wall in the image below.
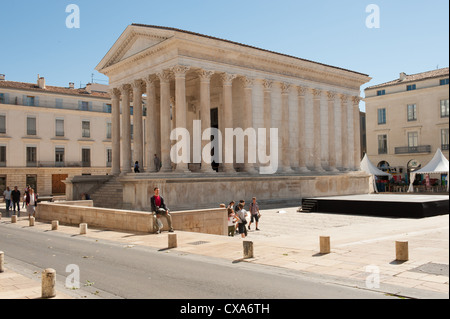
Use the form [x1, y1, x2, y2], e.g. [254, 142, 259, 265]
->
[36, 201, 227, 235]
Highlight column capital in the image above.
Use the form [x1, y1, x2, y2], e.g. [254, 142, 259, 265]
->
[109, 88, 120, 100]
[197, 69, 215, 82]
[281, 82, 291, 95]
[240, 76, 254, 89]
[340, 93, 349, 103]
[171, 65, 190, 78]
[297, 86, 308, 97]
[262, 79, 273, 91]
[119, 84, 131, 96]
[157, 70, 172, 83]
[131, 79, 144, 91]
[220, 73, 237, 86]
[327, 91, 337, 101]
[352, 96, 362, 106]
[311, 88, 322, 99]
[144, 75, 157, 88]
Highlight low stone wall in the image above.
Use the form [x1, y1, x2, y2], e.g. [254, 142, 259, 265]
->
[36, 201, 227, 235]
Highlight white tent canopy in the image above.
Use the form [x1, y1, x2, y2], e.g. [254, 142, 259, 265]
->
[360, 154, 392, 193]
[408, 149, 449, 192]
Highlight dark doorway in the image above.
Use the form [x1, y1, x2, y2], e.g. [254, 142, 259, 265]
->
[210, 108, 219, 172]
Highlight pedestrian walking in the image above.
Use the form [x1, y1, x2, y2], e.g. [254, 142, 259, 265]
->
[248, 197, 261, 231]
[236, 203, 248, 238]
[134, 161, 140, 173]
[234, 200, 245, 234]
[227, 207, 239, 237]
[25, 188, 38, 220]
[150, 187, 174, 233]
[11, 186, 21, 217]
[3, 187, 12, 217]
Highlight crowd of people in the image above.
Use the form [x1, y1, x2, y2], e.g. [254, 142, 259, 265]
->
[2, 185, 38, 219]
[226, 197, 261, 238]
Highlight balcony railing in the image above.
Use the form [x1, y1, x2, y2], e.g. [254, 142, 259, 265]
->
[394, 145, 431, 154]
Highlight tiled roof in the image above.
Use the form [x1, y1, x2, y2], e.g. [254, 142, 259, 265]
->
[0, 80, 110, 98]
[366, 67, 449, 90]
[131, 24, 369, 77]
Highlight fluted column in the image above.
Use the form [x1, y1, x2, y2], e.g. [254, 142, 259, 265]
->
[327, 91, 338, 171]
[312, 89, 325, 172]
[353, 96, 362, 170]
[340, 94, 349, 171]
[221, 73, 237, 173]
[242, 77, 256, 173]
[262, 80, 272, 162]
[119, 84, 132, 174]
[144, 76, 158, 172]
[157, 70, 172, 172]
[198, 69, 216, 173]
[132, 79, 144, 170]
[110, 88, 121, 175]
[297, 86, 310, 172]
[281, 83, 293, 173]
[172, 65, 191, 173]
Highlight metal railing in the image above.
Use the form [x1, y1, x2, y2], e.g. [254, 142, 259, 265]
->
[394, 145, 431, 154]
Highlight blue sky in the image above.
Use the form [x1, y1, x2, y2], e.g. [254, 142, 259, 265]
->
[0, 0, 448, 110]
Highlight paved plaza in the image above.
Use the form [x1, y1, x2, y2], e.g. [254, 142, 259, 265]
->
[0, 199, 448, 299]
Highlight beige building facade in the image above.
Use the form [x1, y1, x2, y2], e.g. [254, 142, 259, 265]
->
[96, 24, 371, 176]
[364, 67, 449, 180]
[0, 76, 114, 195]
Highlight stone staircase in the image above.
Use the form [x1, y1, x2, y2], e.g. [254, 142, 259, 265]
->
[300, 198, 318, 213]
[90, 177, 123, 209]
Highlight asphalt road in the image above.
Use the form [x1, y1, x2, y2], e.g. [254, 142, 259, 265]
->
[0, 223, 395, 300]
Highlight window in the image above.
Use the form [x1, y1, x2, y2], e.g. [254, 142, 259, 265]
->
[441, 99, 449, 118]
[27, 116, 36, 135]
[106, 122, 112, 139]
[408, 132, 419, 147]
[442, 129, 449, 151]
[0, 93, 5, 104]
[55, 98, 63, 108]
[80, 101, 89, 111]
[0, 146, 6, 167]
[105, 104, 112, 113]
[0, 115, 5, 134]
[106, 149, 112, 167]
[55, 119, 64, 137]
[440, 78, 449, 86]
[377, 108, 386, 125]
[82, 120, 90, 138]
[377, 90, 386, 96]
[130, 123, 134, 140]
[378, 135, 388, 154]
[26, 146, 37, 166]
[25, 96, 35, 106]
[82, 148, 91, 167]
[407, 84, 416, 91]
[55, 148, 64, 166]
[407, 104, 417, 121]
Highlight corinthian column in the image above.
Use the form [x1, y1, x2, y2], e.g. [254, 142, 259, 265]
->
[221, 73, 237, 173]
[281, 83, 293, 173]
[172, 65, 191, 173]
[157, 70, 173, 172]
[119, 84, 132, 174]
[242, 76, 256, 173]
[340, 94, 349, 171]
[352, 96, 362, 170]
[110, 88, 121, 175]
[327, 91, 338, 171]
[297, 86, 310, 172]
[198, 69, 215, 173]
[144, 76, 159, 172]
[312, 89, 325, 172]
[131, 79, 144, 170]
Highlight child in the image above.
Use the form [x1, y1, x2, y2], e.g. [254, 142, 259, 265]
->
[227, 207, 238, 237]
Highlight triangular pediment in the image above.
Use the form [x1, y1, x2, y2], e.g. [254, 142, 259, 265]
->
[96, 25, 173, 71]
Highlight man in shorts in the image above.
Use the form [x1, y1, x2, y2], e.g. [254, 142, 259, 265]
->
[150, 187, 174, 234]
[248, 197, 261, 231]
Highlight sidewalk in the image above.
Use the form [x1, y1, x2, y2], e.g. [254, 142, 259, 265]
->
[0, 203, 448, 299]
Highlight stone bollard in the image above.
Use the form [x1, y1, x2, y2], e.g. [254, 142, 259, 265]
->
[395, 240, 409, 261]
[243, 240, 254, 259]
[80, 223, 88, 235]
[29, 217, 35, 227]
[0, 251, 4, 273]
[320, 236, 331, 254]
[168, 233, 177, 249]
[11, 215, 17, 223]
[41, 268, 56, 298]
[51, 220, 59, 231]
